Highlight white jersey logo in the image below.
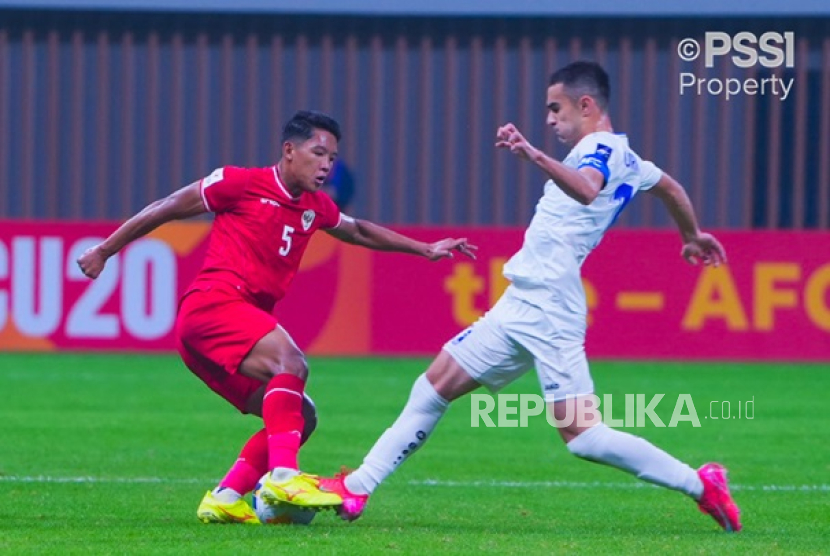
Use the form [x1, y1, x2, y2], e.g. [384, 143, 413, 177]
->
[302, 209, 316, 231]
[202, 167, 224, 188]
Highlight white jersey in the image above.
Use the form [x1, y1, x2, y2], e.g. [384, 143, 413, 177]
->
[503, 131, 662, 310]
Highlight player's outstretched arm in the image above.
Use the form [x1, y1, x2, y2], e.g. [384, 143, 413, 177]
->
[648, 173, 727, 267]
[325, 215, 477, 261]
[495, 122, 603, 204]
[77, 182, 207, 279]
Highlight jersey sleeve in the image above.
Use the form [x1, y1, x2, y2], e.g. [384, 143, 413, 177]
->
[199, 166, 250, 213]
[638, 160, 663, 191]
[575, 139, 614, 186]
[317, 191, 342, 229]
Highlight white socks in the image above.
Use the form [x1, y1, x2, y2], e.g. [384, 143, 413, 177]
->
[212, 486, 242, 503]
[346, 374, 449, 495]
[566, 423, 704, 499]
[343, 376, 704, 501]
[269, 467, 299, 483]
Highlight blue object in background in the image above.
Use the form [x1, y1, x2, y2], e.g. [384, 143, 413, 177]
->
[323, 160, 356, 212]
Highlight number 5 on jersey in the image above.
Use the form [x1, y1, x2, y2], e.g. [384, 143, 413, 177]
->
[279, 225, 295, 256]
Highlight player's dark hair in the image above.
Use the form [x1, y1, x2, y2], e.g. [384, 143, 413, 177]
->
[549, 61, 610, 111]
[282, 110, 342, 143]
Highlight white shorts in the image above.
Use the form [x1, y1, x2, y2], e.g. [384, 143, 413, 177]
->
[443, 288, 593, 402]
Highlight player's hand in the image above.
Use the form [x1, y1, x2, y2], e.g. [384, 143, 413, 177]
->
[495, 123, 538, 161]
[424, 238, 478, 261]
[681, 233, 727, 267]
[77, 245, 109, 279]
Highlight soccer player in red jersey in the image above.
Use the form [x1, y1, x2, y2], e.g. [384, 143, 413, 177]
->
[77, 110, 477, 523]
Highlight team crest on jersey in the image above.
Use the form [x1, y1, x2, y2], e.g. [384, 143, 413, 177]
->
[302, 209, 315, 231]
[595, 144, 613, 161]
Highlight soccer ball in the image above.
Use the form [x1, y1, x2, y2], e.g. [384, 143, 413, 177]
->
[252, 475, 316, 525]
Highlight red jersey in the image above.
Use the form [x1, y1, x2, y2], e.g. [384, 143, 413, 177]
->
[187, 165, 341, 311]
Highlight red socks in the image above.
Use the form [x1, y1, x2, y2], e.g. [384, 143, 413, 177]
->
[262, 373, 306, 470]
[218, 428, 268, 494]
[218, 373, 307, 494]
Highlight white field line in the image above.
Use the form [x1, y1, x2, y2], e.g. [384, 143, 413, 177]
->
[409, 479, 830, 492]
[0, 475, 828, 492]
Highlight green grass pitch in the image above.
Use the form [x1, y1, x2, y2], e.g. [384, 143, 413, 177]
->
[1, 353, 828, 554]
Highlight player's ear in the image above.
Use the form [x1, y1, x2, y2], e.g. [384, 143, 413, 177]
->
[282, 141, 294, 161]
[579, 95, 592, 114]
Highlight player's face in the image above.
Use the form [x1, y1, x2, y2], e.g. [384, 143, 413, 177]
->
[545, 83, 583, 146]
[285, 129, 338, 194]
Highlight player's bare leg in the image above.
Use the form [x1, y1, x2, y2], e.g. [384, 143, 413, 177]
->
[322, 350, 481, 520]
[239, 325, 341, 509]
[554, 396, 741, 532]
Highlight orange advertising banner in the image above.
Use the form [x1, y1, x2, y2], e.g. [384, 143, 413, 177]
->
[0, 222, 828, 361]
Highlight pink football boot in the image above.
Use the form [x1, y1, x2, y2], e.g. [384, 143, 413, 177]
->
[319, 469, 369, 522]
[697, 463, 742, 532]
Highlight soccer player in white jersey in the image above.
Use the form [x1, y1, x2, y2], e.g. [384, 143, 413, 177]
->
[320, 61, 740, 532]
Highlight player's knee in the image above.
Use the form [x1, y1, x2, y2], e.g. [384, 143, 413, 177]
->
[280, 353, 309, 380]
[249, 352, 308, 381]
[425, 351, 479, 401]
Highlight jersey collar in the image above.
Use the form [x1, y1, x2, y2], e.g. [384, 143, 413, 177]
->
[272, 166, 302, 201]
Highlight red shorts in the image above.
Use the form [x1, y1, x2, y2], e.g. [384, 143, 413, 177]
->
[176, 284, 277, 413]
